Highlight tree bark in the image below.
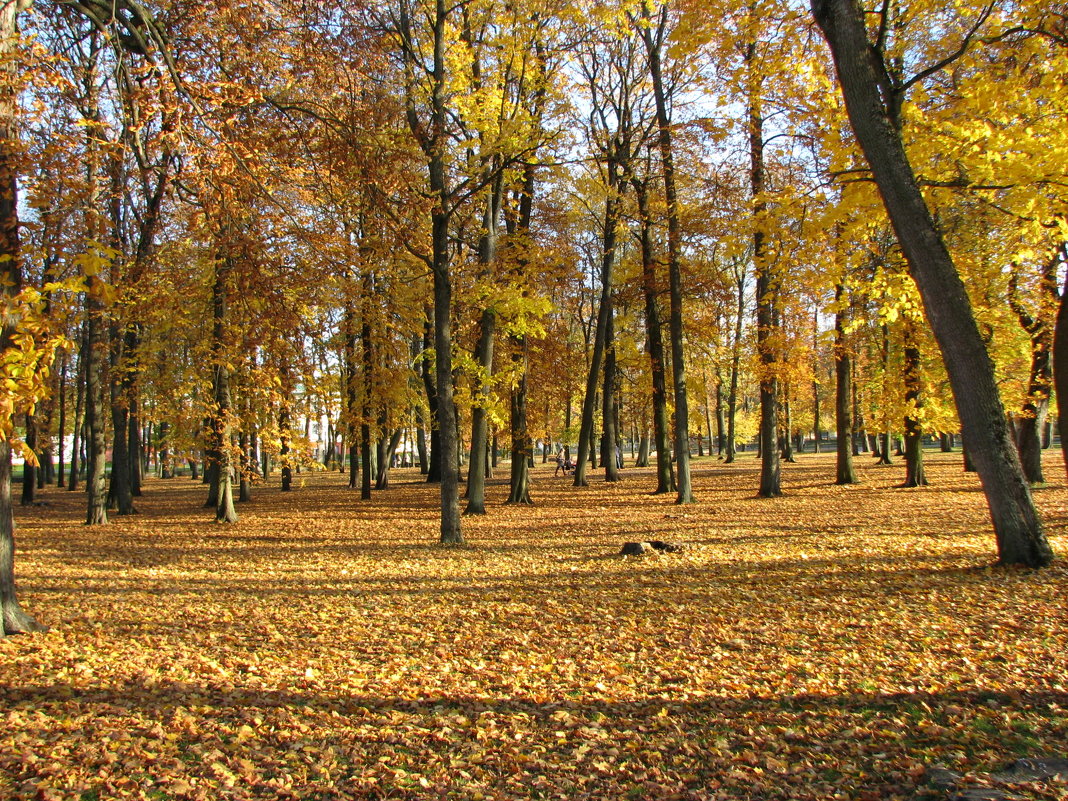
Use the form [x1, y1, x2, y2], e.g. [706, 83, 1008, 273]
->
[506, 336, 533, 505]
[726, 273, 744, 464]
[209, 253, 237, 523]
[575, 164, 622, 488]
[1009, 262, 1056, 485]
[901, 321, 927, 488]
[634, 176, 675, 493]
[601, 303, 620, 482]
[1054, 258, 1068, 480]
[465, 167, 502, 513]
[834, 284, 858, 484]
[641, 6, 693, 503]
[749, 38, 780, 498]
[20, 415, 34, 506]
[813, 0, 1052, 566]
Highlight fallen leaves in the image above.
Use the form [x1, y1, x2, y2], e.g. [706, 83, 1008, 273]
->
[0, 451, 1066, 800]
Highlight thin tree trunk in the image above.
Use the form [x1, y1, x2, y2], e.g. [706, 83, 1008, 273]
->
[506, 336, 533, 505]
[20, 416, 34, 506]
[466, 176, 501, 514]
[210, 252, 237, 523]
[57, 354, 67, 487]
[834, 284, 858, 484]
[642, 10, 693, 503]
[1009, 263, 1056, 484]
[633, 177, 674, 492]
[129, 397, 142, 497]
[901, 321, 927, 487]
[602, 304, 620, 482]
[726, 275, 744, 464]
[576, 166, 622, 488]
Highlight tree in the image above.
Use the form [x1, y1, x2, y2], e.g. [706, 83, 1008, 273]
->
[812, 0, 1053, 567]
[637, 0, 694, 503]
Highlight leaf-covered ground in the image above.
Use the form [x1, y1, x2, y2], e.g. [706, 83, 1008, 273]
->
[2, 451, 1066, 800]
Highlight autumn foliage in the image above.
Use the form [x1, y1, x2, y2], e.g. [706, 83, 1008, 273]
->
[2, 453, 1066, 800]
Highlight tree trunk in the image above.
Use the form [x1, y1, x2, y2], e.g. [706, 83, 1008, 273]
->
[781, 387, 796, 463]
[1054, 262, 1068, 480]
[0, 0, 43, 633]
[84, 288, 109, 525]
[834, 284, 858, 484]
[360, 293, 374, 500]
[431, 210, 462, 543]
[238, 428, 251, 503]
[715, 377, 725, 456]
[901, 322, 927, 488]
[726, 276, 744, 464]
[280, 398, 292, 492]
[466, 176, 501, 514]
[813, 0, 1052, 566]
[209, 253, 237, 523]
[159, 421, 173, 478]
[108, 333, 135, 514]
[506, 364, 532, 504]
[576, 164, 622, 488]
[57, 354, 67, 487]
[748, 41, 780, 497]
[601, 304, 620, 482]
[376, 429, 402, 490]
[1010, 261, 1056, 485]
[20, 415, 34, 506]
[421, 317, 441, 483]
[633, 178, 674, 492]
[129, 398, 142, 497]
[642, 13, 693, 503]
[2, 440, 42, 635]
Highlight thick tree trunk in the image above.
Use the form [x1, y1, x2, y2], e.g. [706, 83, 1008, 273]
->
[814, 0, 1051, 566]
[2, 440, 42, 635]
[0, 1, 42, 632]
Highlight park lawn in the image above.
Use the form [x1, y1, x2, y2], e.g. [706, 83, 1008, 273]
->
[1, 451, 1065, 800]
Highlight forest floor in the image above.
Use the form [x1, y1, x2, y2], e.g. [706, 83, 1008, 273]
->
[1, 450, 1066, 800]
